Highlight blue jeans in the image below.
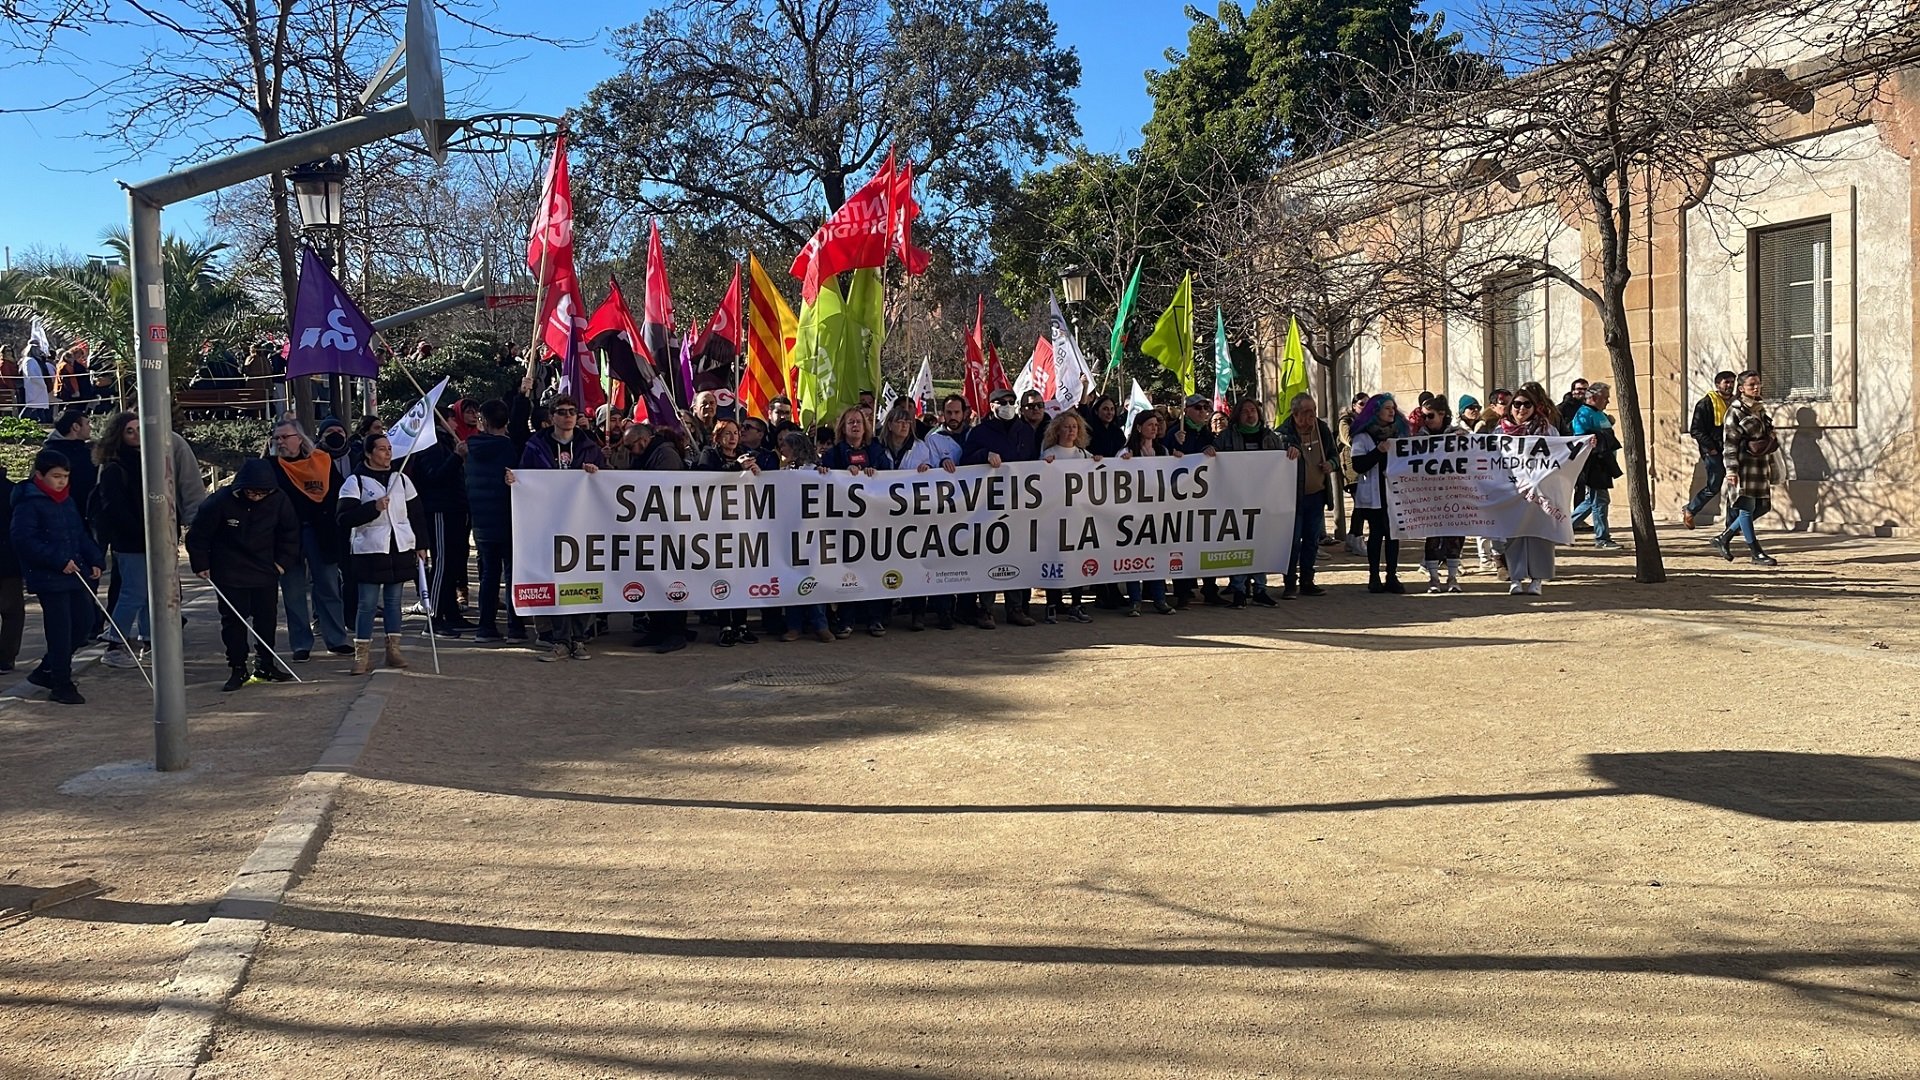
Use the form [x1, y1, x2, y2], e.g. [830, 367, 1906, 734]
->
[34, 588, 91, 686]
[106, 552, 150, 644]
[1573, 488, 1612, 543]
[1684, 454, 1726, 515]
[1725, 507, 1760, 548]
[280, 526, 348, 651]
[785, 604, 828, 633]
[1285, 490, 1329, 586]
[474, 539, 523, 637]
[1126, 580, 1166, 604]
[355, 581, 404, 639]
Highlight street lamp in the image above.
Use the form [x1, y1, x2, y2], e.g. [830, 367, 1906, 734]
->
[289, 158, 352, 420]
[1057, 264, 1087, 306]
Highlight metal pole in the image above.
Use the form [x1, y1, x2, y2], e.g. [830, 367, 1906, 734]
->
[369, 286, 488, 331]
[129, 191, 190, 771]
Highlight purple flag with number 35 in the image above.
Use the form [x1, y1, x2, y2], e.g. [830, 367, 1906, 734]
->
[287, 247, 380, 379]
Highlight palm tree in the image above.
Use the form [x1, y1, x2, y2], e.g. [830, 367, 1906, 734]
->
[0, 231, 264, 392]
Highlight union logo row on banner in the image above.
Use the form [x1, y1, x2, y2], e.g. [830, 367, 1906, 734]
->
[509, 456, 1297, 613]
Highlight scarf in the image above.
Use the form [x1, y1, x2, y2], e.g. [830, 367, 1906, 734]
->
[33, 475, 70, 503]
[1710, 391, 1730, 428]
[1234, 423, 1260, 436]
[276, 452, 332, 502]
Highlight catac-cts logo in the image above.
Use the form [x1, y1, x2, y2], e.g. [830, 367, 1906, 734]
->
[987, 564, 1019, 581]
[515, 583, 556, 607]
[882, 570, 903, 590]
[748, 578, 782, 598]
[557, 583, 603, 606]
[711, 580, 733, 601]
[666, 581, 690, 603]
[622, 582, 646, 603]
[1080, 559, 1099, 577]
[797, 576, 819, 596]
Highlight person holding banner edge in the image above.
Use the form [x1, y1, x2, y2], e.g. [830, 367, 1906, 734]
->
[1498, 384, 1562, 594]
[1347, 394, 1408, 594]
[1277, 393, 1337, 599]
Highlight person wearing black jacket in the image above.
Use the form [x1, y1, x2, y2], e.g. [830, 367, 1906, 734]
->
[44, 409, 102, 636]
[267, 419, 352, 661]
[1681, 370, 1736, 529]
[0, 467, 22, 673]
[1276, 395, 1339, 598]
[961, 389, 1040, 628]
[90, 412, 151, 669]
[464, 399, 523, 642]
[408, 403, 471, 637]
[187, 458, 300, 692]
[12, 449, 106, 704]
[628, 422, 693, 653]
[1163, 395, 1217, 456]
[1079, 395, 1126, 458]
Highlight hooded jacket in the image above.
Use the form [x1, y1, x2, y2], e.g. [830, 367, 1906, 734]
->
[518, 427, 608, 472]
[11, 474, 105, 595]
[91, 445, 148, 553]
[185, 459, 298, 590]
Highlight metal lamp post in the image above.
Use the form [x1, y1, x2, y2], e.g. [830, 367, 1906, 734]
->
[1058, 264, 1088, 371]
[289, 157, 352, 419]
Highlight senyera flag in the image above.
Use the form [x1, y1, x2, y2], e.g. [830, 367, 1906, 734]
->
[287, 246, 379, 379]
[741, 254, 796, 420]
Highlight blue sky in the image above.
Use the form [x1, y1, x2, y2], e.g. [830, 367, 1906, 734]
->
[0, 1, 1463, 263]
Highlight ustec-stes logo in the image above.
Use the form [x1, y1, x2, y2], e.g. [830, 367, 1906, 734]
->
[515, 583, 556, 607]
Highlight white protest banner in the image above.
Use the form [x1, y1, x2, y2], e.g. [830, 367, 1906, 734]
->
[1385, 432, 1593, 542]
[510, 454, 1296, 613]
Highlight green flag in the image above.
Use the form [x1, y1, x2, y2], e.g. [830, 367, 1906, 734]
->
[845, 267, 886, 402]
[1278, 315, 1310, 410]
[793, 274, 851, 426]
[1140, 272, 1194, 395]
[1108, 260, 1142, 373]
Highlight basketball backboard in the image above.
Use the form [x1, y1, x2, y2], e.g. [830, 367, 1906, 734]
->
[406, 0, 449, 164]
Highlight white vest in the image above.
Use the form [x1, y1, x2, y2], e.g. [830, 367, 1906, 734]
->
[340, 469, 418, 555]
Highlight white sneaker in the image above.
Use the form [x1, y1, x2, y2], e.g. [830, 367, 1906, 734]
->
[1523, 581, 1543, 595]
[404, 602, 430, 616]
[1508, 583, 1525, 595]
[1427, 583, 1444, 594]
[102, 646, 141, 669]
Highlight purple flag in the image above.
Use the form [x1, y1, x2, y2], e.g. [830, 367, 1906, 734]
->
[287, 247, 380, 379]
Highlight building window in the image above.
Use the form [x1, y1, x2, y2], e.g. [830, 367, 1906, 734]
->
[1752, 218, 1833, 400]
[1483, 273, 1533, 392]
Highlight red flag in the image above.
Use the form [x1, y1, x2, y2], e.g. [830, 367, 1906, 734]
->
[1025, 335, 1058, 401]
[890, 157, 932, 276]
[987, 338, 1011, 395]
[635, 219, 678, 399]
[963, 295, 990, 418]
[527, 134, 574, 287]
[790, 154, 894, 303]
[687, 264, 743, 402]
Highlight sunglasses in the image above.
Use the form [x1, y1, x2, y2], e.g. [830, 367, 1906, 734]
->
[1511, 400, 1535, 408]
[551, 408, 577, 417]
[1021, 402, 1044, 410]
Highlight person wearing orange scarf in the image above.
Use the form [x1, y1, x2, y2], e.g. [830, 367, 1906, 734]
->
[268, 419, 351, 661]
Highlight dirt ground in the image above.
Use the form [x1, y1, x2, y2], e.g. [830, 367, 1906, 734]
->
[7, 528, 1920, 1079]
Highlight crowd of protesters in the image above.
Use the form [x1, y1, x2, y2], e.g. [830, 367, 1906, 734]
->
[0, 343, 1784, 701]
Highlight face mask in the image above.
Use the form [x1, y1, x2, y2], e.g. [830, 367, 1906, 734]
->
[993, 403, 1018, 421]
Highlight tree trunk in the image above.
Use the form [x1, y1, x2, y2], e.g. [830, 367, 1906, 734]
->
[1598, 285, 1665, 583]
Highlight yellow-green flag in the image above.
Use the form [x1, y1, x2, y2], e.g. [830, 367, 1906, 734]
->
[1278, 315, 1311, 410]
[793, 274, 849, 426]
[845, 267, 886, 400]
[1140, 272, 1194, 394]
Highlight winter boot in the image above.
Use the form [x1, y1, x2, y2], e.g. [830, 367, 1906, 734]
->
[350, 640, 373, 676]
[222, 665, 250, 692]
[384, 634, 409, 670]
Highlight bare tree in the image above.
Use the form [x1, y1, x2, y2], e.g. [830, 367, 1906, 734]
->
[1350, 0, 1920, 582]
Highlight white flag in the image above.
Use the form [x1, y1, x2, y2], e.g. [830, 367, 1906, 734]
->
[908, 357, 934, 417]
[389, 376, 449, 460]
[880, 381, 899, 420]
[1047, 294, 1089, 414]
[1123, 378, 1153, 438]
[28, 317, 52, 356]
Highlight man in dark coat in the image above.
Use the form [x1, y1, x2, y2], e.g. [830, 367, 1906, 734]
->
[960, 389, 1040, 628]
[464, 399, 523, 641]
[187, 458, 301, 691]
[408, 404, 472, 637]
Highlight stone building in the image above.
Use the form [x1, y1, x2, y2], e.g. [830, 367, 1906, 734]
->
[1256, 6, 1920, 535]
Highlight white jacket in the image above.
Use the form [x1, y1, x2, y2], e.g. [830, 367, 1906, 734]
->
[1350, 432, 1386, 510]
[339, 469, 418, 555]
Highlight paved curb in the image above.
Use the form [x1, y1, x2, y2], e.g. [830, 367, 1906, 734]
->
[104, 677, 392, 1080]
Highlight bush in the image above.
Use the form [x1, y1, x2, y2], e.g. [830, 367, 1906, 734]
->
[179, 417, 272, 475]
[0, 416, 45, 443]
[376, 331, 520, 416]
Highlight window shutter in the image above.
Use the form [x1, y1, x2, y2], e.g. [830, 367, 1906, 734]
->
[1754, 219, 1832, 399]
